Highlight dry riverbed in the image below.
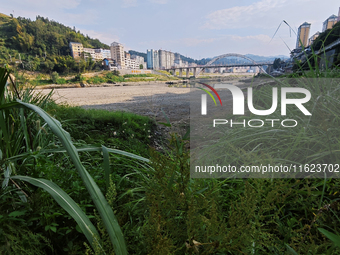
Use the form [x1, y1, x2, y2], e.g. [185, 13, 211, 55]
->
[39, 83, 191, 124]
[37, 77, 261, 134]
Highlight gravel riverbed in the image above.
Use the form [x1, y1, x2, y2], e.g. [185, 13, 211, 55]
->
[38, 83, 191, 123]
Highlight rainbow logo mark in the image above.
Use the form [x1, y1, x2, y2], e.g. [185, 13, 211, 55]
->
[197, 82, 222, 106]
[197, 82, 222, 115]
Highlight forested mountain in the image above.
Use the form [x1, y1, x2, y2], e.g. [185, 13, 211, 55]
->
[128, 50, 198, 64]
[0, 13, 108, 73]
[0, 13, 108, 56]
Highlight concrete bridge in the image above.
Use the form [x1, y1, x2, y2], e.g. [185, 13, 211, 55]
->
[162, 53, 273, 78]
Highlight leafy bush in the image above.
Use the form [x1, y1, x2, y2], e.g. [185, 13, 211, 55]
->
[74, 73, 85, 82]
[86, 76, 106, 84]
[56, 78, 66, 84]
[123, 74, 153, 78]
[51, 71, 59, 83]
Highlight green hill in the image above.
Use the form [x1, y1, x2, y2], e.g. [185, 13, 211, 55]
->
[0, 13, 108, 56]
[0, 13, 109, 73]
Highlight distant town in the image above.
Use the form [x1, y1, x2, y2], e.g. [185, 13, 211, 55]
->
[67, 7, 340, 76]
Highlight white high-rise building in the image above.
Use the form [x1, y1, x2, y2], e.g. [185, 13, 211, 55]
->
[147, 49, 159, 69]
[110, 42, 125, 69]
[131, 55, 146, 69]
[95, 49, 111, 60]
[307, 32, 320, 46]
[83, 48, 96, 60]
[322, 14, 338, 32]
[296, 22, 311, 48]
[158, 50, 167, 69]
[170, 52, 175, 68]
[158, 50, 175, 69]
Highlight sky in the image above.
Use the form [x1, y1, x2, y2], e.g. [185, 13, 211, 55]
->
[2, 0, 340, 59]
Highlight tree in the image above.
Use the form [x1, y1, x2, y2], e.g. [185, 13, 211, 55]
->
[78, 59, 86, 73]
[273, 58, 282, 69]
[139, 64, 143, 69]
[41, 59, 55, 73]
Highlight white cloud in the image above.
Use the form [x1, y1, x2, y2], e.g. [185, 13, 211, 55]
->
[13, 0, 81, 10]
[231, 34, 272, 43]
[122, 0, 168, 7]
[179, 38, 217, 46]
[138, 37, 218, 49]
[148, 0, 168, 4]
[122, 0, 138, 8]
[203, 0, 289, 29]
[60, 10, 100, 25]
[137, 33, 292, 58]
[4, 0, 96, 26]
[80, 29, 120, 45]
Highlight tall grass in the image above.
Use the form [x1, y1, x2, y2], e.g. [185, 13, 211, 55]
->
[184, 44, 340, 253]
[0, 66, 151, 254]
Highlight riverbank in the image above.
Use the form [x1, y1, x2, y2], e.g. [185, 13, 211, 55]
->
[36, 80, 180, 89]
[33, 73, 256, 89]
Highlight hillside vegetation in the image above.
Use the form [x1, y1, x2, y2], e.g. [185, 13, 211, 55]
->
[0, 13, 108, 74]
[311, 21, 340, 52]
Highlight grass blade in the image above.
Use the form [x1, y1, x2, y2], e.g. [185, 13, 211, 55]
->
[17, 100, 127, 255]
[11, 175, 104, 253]
[318, 228, 340, 247]
[102, 145, 111, 191]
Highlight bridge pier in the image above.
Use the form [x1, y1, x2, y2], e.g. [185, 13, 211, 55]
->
[172, 69, 176, 76]
[186, 68, 190, 78]
[179, 68, 182, 77]
[193, 67, 196, 77]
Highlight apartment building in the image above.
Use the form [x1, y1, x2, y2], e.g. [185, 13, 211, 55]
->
[69, 42, 84, 59]
[158, 50, 175, 69]
[307, 32, 320, 46]
[158, 50, 166, 69]
[95, 49, 111, 60]
[110, 42, 126, 69]
[296, 22, 311, 48]
[83, 48, 96, 60]
[322, 14, 338, 32]
[147, 49, 159, 69]
[131, 55, 147, 69]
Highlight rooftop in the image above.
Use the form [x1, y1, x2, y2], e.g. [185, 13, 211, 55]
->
[300, 22, 311, 27]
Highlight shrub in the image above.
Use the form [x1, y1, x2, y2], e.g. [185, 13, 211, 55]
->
[87, 76, 106, 84]
[51, 71, 59, 84]
[74, 73, 85, 82]
[112, 70, 120, 76]
[56, 78, 66, 84]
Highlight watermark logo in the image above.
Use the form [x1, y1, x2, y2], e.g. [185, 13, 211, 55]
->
[200, 83, 311, 116]
[199, 83, 312, 128]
